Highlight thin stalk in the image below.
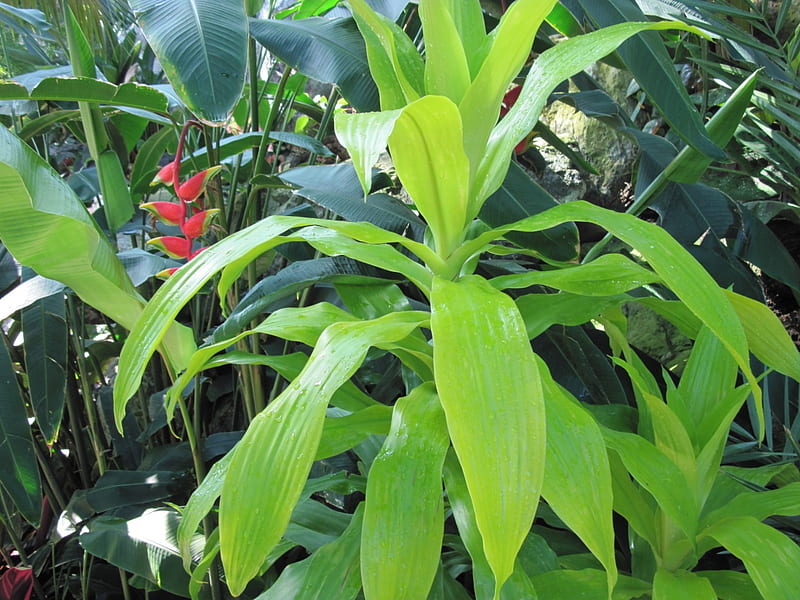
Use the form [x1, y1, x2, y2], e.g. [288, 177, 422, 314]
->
[65, 371, 92, 488]
[305, 87, 340, 167]
[66, 297, 107, 473]
[32, 440, 67, 513]
[202, 124, 229, 232]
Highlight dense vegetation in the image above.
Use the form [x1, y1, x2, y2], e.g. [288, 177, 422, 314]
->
[1, 1, 799, 598]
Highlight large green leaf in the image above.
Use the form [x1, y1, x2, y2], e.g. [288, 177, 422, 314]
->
[418, 0, 470, 102]
[255, 505, 363, 600]
[0, 78, 169, 112]
[653, 569, 716, 600]
[0, 127, 195, 377]
[248, 16, 378, 112]
[129, 0, 247, 123]
[21, 292, 67, 444]
[431, 275, 545, 597]
[0, 339, 41, 525]
[220, 311, 428, 595]
[701, 517, 800, 600]
[361, 383, 449, 600]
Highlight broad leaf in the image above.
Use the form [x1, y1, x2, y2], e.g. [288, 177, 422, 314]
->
[431, 275, 545, 596]
[418, 0, 470, 102]
[362, 383, 448, 599]
[653, 569, 716, 600]
[129, 0, 247, 123]
[248, 16, 378, 112]
[220, 311, 428, 595]
[0, 128, 195, 378]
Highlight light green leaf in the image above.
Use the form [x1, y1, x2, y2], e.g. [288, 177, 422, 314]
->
[603, 429, 699, 541]
[334, 109, 401, 197]
[459, 0, 557, 185]
[316, 404, 392, 460]
[419, 0, 470, 102]
[539, 359, 617, 595]
[516, 292, 628, 339]
[653, 569, 715, 600]
[491, 254, 659, 295]
[129, 0, 247, 123]
[702, 483, 800, 527]
[348, 0, 424, 108]
[701, 517, 800, 600]
[389, 95, 470, 258]
[431, 275, 545, 597]
[254, 505, 363, 600]
[362, 383, 449, 600]
[457, 200, 759, 431]
[0, 128, 194, 380]
[220, 311, 428, 595]
[696, 570, 761, 600]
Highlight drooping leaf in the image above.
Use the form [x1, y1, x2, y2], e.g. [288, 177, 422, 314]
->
[575, 0, 724, 160]
[0, 339, 41, 525]
[0, 127, 195, 378]
[361, 383, 449, 599]
[129, 0, 247, 123]
[220, 311, 428, 595]
[431, 275, 545, 596]
[248, 16, 379, 112]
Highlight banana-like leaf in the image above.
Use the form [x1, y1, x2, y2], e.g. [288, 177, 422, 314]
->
[701, 516, 800, 600]
[80, 507, 197, 596]
[0, 127, 195, 380]
[653, 569, 716, 600]
[539, 359, 617, 595]
[0, 340, 41, 525]
[431, 275, 545, 597]
[248, 16, 379, 112]
[474, 20, 704, 213]
[361, 383, 449, 600]
[389, 95, 470, 257]
[129, 0, 247, 123]
[21, 292, 67, 444]
[0, 78, 169, 112]
[491, 253, 658, 295]
[220, 311, 428, 595]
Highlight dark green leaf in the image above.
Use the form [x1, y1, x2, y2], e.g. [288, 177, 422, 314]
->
[249, 16, 379, 112]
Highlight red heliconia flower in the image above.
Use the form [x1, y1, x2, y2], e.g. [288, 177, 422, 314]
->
[177, 165, 223, 203]
[152, 162, 178, 186]
[499, 85, 529, 154]
[180, 209, 220, 239]
[140, 201, 185, 226]
[146, 236, 192, 259]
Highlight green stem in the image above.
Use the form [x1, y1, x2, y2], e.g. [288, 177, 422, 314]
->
[32, 439, 67, 514]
